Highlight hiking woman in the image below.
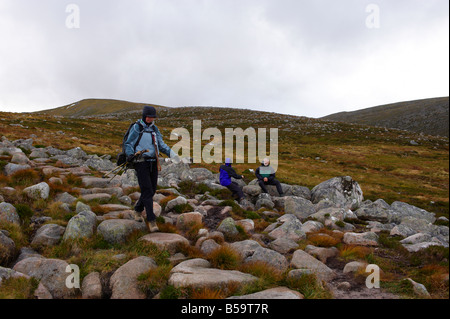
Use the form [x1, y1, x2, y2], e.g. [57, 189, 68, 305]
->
[125, 105, 178, 232]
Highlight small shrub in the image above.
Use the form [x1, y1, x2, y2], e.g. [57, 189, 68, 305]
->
[0, 277, 39, 299]
[208, 245, 242, 270]
[284, 273, 332, 299]
[14, 203, 33, 221]
[9, 169, 40, 187]
[190, 287, 227, 299]
[308, 232, 340, 248]
[160, 285, 183, 299]
[138, 265, 173, 298]
[339, 245, 373, 261]
[173, 203, 194, 214]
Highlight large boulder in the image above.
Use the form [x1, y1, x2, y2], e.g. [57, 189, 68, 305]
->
[0, 202, 21, 225]
[31, 224, 66, 248]
[3, 163, 31, 176]
[97, 219, 147, 244]
[168, 258, 257, 289]
[355, 199, 396, 223]
[290, 249, 336, 282]
[81, 272, 103, 299]
[0, 231, 16, 265]
[284, 196, 316, 221]
[165, 196, 188, 212]
[243, 246, 289, 271]
[343, 232, 379, 246]
[311, 176, 363, 210]
[217, 217, 239, 239]
[268, 214, 306, 242]
[23, 182, 50, 200]
[63, 211, 97, 241]
[110, 256, 157, 299]
[391, 201, 436, 224]
[180, 168, 214, 182]
[13, 257, 76, 299]
[139, 233, 190, 254]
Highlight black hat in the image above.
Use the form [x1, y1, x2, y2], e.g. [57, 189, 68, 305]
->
[142, 106, 157, 118]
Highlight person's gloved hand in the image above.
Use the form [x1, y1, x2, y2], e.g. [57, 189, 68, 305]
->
[126, 154, 134, 163]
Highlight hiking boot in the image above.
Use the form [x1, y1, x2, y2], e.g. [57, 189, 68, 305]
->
[146, 221, 159, 233]
[133, 211, 144, 222]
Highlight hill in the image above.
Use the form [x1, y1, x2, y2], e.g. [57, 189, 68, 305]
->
[321, 97, 449, 137]
[35, 99, 165, 118]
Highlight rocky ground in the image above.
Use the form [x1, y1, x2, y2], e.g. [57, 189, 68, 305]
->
[0, 136, 448, 299]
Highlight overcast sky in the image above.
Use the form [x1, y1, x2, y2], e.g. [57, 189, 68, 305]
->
[0, 0, 448, 118]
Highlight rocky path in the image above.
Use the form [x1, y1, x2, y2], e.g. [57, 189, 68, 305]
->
[0, 136, 448, 299]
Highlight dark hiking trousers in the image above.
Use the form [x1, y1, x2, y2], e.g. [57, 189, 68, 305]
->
[134, 160, 158, 222]
[226, 182, 244, 201]
[258, 179, 283, 196]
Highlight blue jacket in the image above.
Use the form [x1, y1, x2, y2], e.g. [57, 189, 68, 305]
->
[125, 119, 172, 159]
[219, 163, 242, 186]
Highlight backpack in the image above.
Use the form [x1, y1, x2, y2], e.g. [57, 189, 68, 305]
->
[116, 121, 144, 168]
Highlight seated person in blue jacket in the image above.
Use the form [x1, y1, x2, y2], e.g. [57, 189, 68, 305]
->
[219, 158, 245, 202]
[255, 158, 284, 196]
[125, 105, 178, 233]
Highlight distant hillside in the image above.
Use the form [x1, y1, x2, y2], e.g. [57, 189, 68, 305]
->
[321, 97, 449, 137]
[35, 99, 166, 118]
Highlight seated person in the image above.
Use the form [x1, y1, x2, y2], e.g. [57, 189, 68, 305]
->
[255, 158, 284, 196]
[219, 158, 245, 202]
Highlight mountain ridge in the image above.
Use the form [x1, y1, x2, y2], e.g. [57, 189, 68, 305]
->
[321, 97, 449, 137]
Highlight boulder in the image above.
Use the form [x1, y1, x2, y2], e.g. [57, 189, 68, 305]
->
[304, 245, 339, 264]
[82, 176, 120, 188]
[110, 256, 157, 299]
[311, 176, 363, 210]
[244, 246, 289, 271]
[343, 232, 379, 247]
[0, 266, 30, 285]
[343, 261, 367, 274]
[229, 240, 262, 259]
[268, 214, 306, 242]
[290, 249, 336, 282]
[55, 192, 77, 205]
[29, 149, 49, 159]
[31, 224, 66, 248]
[176, 212, 203, 230]
[269, 237, 299, 254]
[3, 163, 31, 176]
[63, 211, 97, 241]
[23, 182, 50, 200]
[200, 239, 221, 255]
[12, 257, 76, 299]
[139, 232, 190, 254]
[0, 231, 16, 265]
[290, 185, 312, 200]
[168, 258, 257, 289]
[243, 185, 262, 197]
[165, 196, 187, 212]
[97, 219, 147, 244]
[11, 153, 30, 165]
[0, 202, 21, 225]
[284, 196, 316, 221]
[355, 199, 396, 223]
[82, 272, 102, 299]
[391, 201, 436, 224]
[180, 168, 214, 182]
[217, 217, 239, 239]
[301, 221, 324, 234]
